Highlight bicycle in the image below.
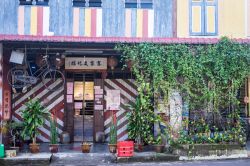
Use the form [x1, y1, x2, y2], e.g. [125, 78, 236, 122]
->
[8, 54, 65, 92]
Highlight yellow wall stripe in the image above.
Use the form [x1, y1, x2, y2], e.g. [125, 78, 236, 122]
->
[30, 6, 38, 35]
[136, 9, 143, 37]
[85, 8, 91, 37]
[206, 6, 216, 33]
[192, 6, 202, 33]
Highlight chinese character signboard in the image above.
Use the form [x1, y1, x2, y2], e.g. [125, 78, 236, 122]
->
[3, 90, 11, 120]
[106, 90, 120, 110]
[65, 57, 107, 70]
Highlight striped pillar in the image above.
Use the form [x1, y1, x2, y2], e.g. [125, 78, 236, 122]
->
[12, 79, 64, 142]
[104, 79, 138, 142]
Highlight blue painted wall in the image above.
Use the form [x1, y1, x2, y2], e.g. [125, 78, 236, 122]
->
[0, 0, 174, 37]
[154, 0, 173, 37]
[0, 0, 18, 35]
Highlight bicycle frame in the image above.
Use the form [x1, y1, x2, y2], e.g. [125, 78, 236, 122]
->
[27, 56, 51, 79]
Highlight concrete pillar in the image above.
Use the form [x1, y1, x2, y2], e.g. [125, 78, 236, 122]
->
[169, 91, 182, 139]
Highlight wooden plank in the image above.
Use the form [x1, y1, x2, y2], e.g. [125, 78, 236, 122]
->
[79, 8, 85, 36]
[172, 0, 177, 37]
[154, 0, 173, 37]
[24, 6, 31, 35]
[102, 0, 125, 37]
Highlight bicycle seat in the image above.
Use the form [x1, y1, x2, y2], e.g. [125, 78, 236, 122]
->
[43, 55, 49, 59]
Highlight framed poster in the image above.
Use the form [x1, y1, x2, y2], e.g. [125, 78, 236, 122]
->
[106, 90, 120, 110]
[74, 82, 84, 100]
[74, 102, 83, 109]
[66, 95, 73, 103]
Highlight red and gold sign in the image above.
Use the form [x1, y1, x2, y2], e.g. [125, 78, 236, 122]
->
[3, 90, 11, 120]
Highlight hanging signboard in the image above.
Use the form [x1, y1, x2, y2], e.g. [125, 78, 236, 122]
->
[3, 90, 11, 120]
[106, 90, 120, 110]
[65, 57, 107, 70]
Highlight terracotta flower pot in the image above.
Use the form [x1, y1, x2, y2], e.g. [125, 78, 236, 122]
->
[29, 144, 40, 153]
[108, 144, 117, 153]
[81, 143, 92, 153]
[135, 143, 144, 152]
[10, 147, 20, 153]
[49, 144, 59, 153]
[153, 145, 165, 153]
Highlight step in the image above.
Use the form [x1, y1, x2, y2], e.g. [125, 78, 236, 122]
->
[0, 153, 52, 166]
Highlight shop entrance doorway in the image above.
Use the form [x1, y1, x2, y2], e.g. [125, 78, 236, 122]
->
[73, 73, 95, 142]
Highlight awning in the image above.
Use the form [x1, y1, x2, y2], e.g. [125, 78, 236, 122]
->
[1, 35, 250, 44]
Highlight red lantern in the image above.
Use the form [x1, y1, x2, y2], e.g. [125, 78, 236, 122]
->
[126, 60, 134, 71]
[108, 56, 118, 70]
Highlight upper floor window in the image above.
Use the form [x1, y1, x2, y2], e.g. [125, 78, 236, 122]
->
[19, 0, 49, 6]
[72, 0, 102, 7]
[125, 0, 153, 9]
[190, 0, 218, 36]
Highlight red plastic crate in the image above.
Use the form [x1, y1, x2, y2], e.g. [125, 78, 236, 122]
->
[117, 141, 134, 157]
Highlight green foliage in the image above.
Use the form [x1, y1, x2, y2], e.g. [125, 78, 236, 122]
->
[116, 37, 250, 113]
[126, 86, 159, 144]
[168, 110, 247, 146]
[116, 37, 250, 146]
[21, 99, 50, 144]
[7, 121, 23, 147]
[50, 117, 58, 144]
[154, 134, 163, 145]
[109, 114, 117, 144]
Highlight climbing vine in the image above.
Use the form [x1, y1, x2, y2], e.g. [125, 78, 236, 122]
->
[116, 37, 250, 145]
[116, 37, 250, 114]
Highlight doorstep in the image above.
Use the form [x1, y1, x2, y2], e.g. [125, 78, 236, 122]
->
[116, 152, 179, 163]
[0, 153, 52, 166]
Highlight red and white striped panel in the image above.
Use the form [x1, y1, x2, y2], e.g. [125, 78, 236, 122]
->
[104, 79, 138, 142]
[12, 79, 64, 142]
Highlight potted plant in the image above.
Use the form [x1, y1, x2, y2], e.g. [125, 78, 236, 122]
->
[108, 113, 117, 153]
[153, 134, 165, 153]
[21, 99, 50, 153]
[8, 121, 23, 153]
[81, 142, 92, 153]
[49, 116, 59, 153]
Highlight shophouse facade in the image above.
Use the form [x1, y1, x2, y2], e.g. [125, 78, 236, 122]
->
[0, 0, 249, 144]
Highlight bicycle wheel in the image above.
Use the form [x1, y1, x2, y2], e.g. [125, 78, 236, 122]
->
[42, 69, 65, 92]
[7, 67, 28, 89]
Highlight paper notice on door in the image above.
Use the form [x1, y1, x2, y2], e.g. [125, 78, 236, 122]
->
[67, 82, 74, 94]
[95, 89, 103, 94]
[94, 105, 103, 110]
[106, 90, 120, 110]
[66, 95, 73, 103]
[74, 102, 83, 109]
